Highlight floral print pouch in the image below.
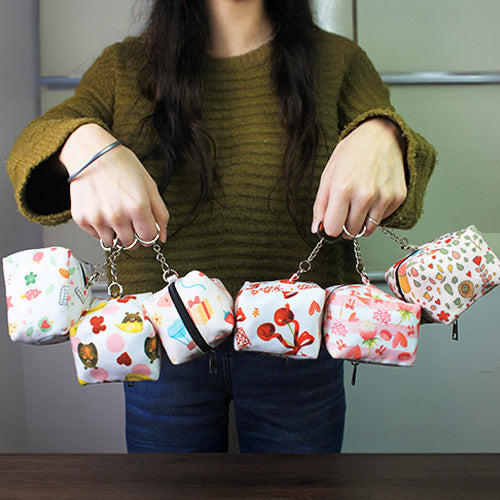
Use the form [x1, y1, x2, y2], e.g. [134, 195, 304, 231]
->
[2, 247, 92, 345]
[69, 293, 161, 385]
[323, 283, 421, 368]
[234, 280, 326, 359]
[384, 225, 500, 330]
[143, 271, 235, 365]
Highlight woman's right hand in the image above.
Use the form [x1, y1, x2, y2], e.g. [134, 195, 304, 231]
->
[60, 123, 169, 248]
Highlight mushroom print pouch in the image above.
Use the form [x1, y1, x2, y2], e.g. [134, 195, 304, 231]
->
[323, 235, 422, 384]
[383, 225, 500, 339]
[234, 235, 328, 360]
[2, 247, 93, 345]
[68, 244, 161, 386]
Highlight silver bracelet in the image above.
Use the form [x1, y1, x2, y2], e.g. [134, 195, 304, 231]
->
[67, 140, 124, 184]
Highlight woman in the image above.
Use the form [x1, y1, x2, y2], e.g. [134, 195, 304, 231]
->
[7, 0, 435, 452]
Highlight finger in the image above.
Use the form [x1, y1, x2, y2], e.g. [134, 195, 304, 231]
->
[321, 189, 349, 238]
[131, 208, 160, 247]
[97, 226, 118, 250]
[108, 214, 137, 249]
[364, 207, 385, 237]
[311, 175, 331, 234]
[150, 191, 170, 243]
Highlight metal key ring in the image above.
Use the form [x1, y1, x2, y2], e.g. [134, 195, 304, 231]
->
[317, 221, 343, 244]
[342, 224, 367, 239]
[100, 236, 138, 252]
[134, 223, 161, 246]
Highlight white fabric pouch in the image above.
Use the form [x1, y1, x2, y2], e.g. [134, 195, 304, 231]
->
[69, 293, 161, 385]
[234, 279, 325, 359]
[3, 247, 92, 345]
[143, 271, 235, 365]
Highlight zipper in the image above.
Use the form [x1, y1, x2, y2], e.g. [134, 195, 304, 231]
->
[394, 250, 420, 299]
[168, 281, 212, 353]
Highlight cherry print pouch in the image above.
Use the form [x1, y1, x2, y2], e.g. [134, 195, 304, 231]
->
[69, 293, 161, 385]
[323, 283, 421, 367]
[384, 225, 500, 329]
[234, 279, 326, 359]
[2, 247, 93, 345]
[143, 270, 235, 365]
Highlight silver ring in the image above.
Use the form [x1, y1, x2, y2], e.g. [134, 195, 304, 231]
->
[100, 236, 121, 252]
[342, 224, 367, 239]
[100, 236, 138, 252]
[366, 216, 380, 226]
[134, 223, 161, 246]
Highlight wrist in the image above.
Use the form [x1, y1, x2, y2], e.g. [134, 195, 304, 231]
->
[60, 123, 118, 176]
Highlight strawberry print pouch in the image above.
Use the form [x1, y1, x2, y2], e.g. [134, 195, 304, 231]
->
[143, 271, 235, 365]
[234, 280, 326, 359]
[323, 283, 421, 367]
[69, 293, 161, 385]
[2, 247, 92, 345]
[384, 225, 500, 328]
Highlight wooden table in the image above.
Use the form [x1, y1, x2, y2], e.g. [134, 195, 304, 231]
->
[0, 454, 498, 499]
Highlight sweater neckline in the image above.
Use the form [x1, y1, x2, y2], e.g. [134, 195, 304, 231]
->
[207, 40, 272, 73]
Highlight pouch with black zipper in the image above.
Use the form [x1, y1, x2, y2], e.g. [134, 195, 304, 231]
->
[143, 270, 235, 365]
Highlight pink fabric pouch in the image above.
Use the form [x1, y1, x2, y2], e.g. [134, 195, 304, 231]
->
[323, 283, 421, 367]
[143, 270, 235, 365]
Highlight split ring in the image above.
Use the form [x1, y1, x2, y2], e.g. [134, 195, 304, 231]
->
[317, 221, 343, 244]
[366, 216, 380, 226]
[134, 222, 161, 246]
[342, 224, 367, 239]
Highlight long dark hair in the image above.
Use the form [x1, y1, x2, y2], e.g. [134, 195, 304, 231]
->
[139, 0, 321, 238]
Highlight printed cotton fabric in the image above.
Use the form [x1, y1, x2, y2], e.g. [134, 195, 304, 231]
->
[3, 247, 92, 345]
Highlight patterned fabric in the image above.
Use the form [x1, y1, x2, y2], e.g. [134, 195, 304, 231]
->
[69, 293, 161, 385]
[323, 283, 421, 366]
[2, 247, 92, 345]
[143, 271, 235, 365]
[385, 225, 500, 325]
[234, 280, 326, 359]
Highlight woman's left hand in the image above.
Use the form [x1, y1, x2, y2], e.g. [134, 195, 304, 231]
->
[312, 117, 407, 238]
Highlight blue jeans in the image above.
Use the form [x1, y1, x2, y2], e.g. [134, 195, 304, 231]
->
[125, 338, 345, 453]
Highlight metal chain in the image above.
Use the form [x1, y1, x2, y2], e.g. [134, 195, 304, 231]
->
[377, 226, 419, 251]
[289, 238, 324, 282]
[104, 245, 124, 297]
[152, 243, 178, 282]
[353, 237, 370, 285]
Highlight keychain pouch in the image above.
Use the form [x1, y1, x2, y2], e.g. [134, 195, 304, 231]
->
[143, 271, 235, 365]
[234, 279, 325, 359]
[2, 247, 92, 345]
[323, 283, 421, 367]
[384, 225, 500, 325]
[69, 293, 161, 385]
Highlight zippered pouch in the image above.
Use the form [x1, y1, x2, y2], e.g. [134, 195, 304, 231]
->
[384, 225, 500, 328]
[143, 271, 235, 365]
[69, 293, 161, 385]
[2, 247, 93, 345]
[323, 283, 421, 367]
[234, 279, 326, 359]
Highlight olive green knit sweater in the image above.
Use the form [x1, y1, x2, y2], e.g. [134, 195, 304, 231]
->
[6, 28, 436, 296]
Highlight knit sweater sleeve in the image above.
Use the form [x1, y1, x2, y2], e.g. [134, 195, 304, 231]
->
[6, 43, 120, 226]
[337, 43, 436, 230]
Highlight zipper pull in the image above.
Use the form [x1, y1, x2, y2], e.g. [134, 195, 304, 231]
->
[209, 351, 218, 375]
[452, 320, 459, 341]
[351, 362, 359, 386]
